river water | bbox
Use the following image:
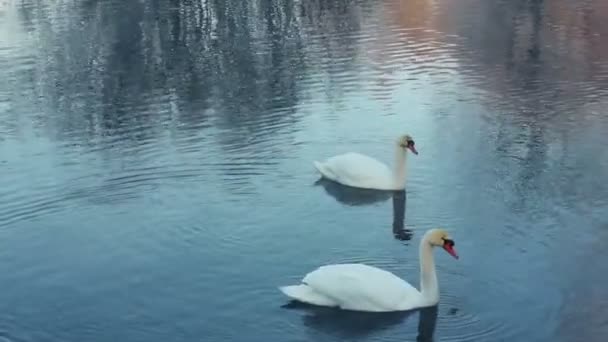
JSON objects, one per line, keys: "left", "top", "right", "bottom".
{"left": 0, "top": 0, "right": 607, "bottom": 341}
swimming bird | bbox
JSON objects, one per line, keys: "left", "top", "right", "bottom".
{"left": 313, "top": 134, "right": 418, "bottom": 190}
{"left": 279, "top": 228, "right": 458, "bottom": 312}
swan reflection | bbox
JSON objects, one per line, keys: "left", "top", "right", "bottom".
{"left": 392, "top": 189, "right": 413, "bottom": 241}
{"left": 314, "top": 178, "right": 392, "bottom": 206}
{"left": 282, "top": 302, "right": 438, "bottom": 340}
{"left": 315, "top": 179, "right": 413, "bottom": 241}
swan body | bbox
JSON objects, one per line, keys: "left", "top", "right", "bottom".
{"left": 314, "top": 153, "right": 395, "bottom": 190}
{"left": 313, "top": 135, "right": 418, "bottom": 190}
{"left": 279, "top": 229, "right": 458, "bottom": 312}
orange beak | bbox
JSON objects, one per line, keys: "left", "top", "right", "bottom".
{"left": 443, "top": 243, "right": 459, "bottom": 259}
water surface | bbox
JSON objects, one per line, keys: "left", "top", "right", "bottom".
{"left": 1, "top": 0, "right": 607, "bottom": 341}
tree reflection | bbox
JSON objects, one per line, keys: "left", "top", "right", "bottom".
{"left": 7, "top": 0, "right": 607, "bottom": 199}
{"left": 12, "top": 0, "right": 374, "bottom": 150}
{"left": 432, "top": 0, "right": 608, "bottom": 217}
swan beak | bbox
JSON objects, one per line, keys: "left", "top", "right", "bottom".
{"left": 443, "top": 244, "right": 459, "bottom": 259}
{"left": 408, "top": 145, "right": 418, "bottom": 155}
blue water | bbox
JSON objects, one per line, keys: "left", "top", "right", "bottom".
{"left": 1, "top": 0, "right": 607, "bottom": 341}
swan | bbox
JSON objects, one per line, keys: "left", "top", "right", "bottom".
{"left": 279, "top": 228, "right": 458, "bottom": 312}
{"left": 313, "top": 134, "right": 418, "bottom": 190}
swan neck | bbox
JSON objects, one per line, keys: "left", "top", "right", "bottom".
{"left": 392, "top": 147, "right": 407, "bottom": 188}
{"left": 419, "top": 237, "right": 439, "bottom": 303}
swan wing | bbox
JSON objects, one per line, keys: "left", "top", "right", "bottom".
{"left": 302, "top": 263, "right": 420, "bottom": 312}
{"left": 315, "top": 153, "right": 394, "bottom": 190}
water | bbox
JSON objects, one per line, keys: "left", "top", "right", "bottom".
{"left": 1, "top": 0, "right": 607, "bottom": 341}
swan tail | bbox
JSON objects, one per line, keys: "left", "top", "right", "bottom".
{"left": 313, "top": 161, "right": 325, "bottom": 174}
{"left": 313, "top": 161, "right": 334, "bottom": 180}
{"left": 279, "top": 285, "right": 337, "bottom": 307}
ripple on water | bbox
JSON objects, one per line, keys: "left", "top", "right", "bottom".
{"left": 437, "top": 270, "right": 539, "bottom": 342}
{"left": 437, "top": 304, "right": 512, "bottom": 342}
{"left": 0, "top": 334, "right": 16, "bottom": 342}
{"left": 0, "top": 193, "right": 69, "bottom": 228}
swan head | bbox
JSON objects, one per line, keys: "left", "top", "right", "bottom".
{"left": 424, "top": 228, "right": 459, "bottom": 259}
{"left": 397, "top": 134, "right": 418, "bottom": 155}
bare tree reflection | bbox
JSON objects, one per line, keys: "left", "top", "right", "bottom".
{"left": 437, "top": 0, "right": 608, "bottom": 218}
{"left": 12, "top": 0, "right": 374, "bottom": 147}
{"left": 5, "top": 0, "right": 373, "bottom": 194}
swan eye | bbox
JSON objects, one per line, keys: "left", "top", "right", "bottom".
{"left": 408, "top": 140, "right": 415, "bottom": 146}
{"left": 442, "top": 238, "right": 455, "bottom": 247}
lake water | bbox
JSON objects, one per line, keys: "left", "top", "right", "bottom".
{"left": 1, "top": 0, "right": 607, "bottom": 341}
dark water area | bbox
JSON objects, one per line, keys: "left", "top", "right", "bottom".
{"left": 1, "top": 0, "right": 607, "bottom": 341}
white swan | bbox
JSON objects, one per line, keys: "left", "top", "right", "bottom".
{"left": 279, "top": 228, "right": 458, "bottom": 312}
{"left": 313, "top": 134, "right": 418, "bottom": 190}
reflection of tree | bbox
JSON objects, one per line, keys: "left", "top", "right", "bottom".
{"left": 444, "top": 0, "right": 608, "bottom": 112}
{"left": 7, "top": 0, "right": 607, "bottom": 194}
{"left": 3, "top": 0, "right": 379, "bottom": 196}
{"left": 12, "top": 0, "right": 372, "bottom": 149}
{"left": 437, "top": 0, "right": 608, "bottom": 216}
{"left": 298, "top": 0, "right": 370, "bottom": 102}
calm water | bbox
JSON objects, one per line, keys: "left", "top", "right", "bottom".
{"left": 1, "top": 0, "right": 607, "bottom": 341}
